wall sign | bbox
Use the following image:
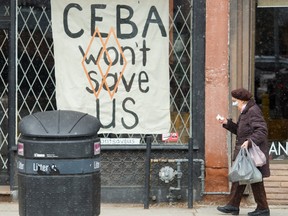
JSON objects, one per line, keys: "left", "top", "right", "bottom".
{"left": 269, "top": 141, "right": 288, "bottom": 160}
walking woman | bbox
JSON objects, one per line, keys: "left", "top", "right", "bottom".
{"left": 216, "top": 88, "right": 270, "bottom": 216}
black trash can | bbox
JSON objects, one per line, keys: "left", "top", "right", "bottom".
{"left": 17, "top": 110, "right": 101, "bottom": 216}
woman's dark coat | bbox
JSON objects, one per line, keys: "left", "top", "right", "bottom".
{"left": 223, "top": 99, "right": 270, "bottom": 178}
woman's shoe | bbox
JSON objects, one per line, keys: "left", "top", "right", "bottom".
{"left": 217, "top": 205, "right": 240, "bottom": 215}
{"left": 248, "top": 208, "right": 270, "bottom": 216}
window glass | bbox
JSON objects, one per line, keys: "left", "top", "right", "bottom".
{"left": 16, "top": 0, "right": 192, "bottom": 145}
{"left": 255, "top": 7, "right": 288, "bottom": 160}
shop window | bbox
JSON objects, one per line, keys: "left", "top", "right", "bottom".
{"left": 255, "top": 4, "right": 288, "bottom": 160}
{"left": 15, "top": 0, "right": 192, "bottom": 145}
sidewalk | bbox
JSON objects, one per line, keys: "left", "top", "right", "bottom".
{"left": 0, "top": 202, "right": 288, "bottom": 216}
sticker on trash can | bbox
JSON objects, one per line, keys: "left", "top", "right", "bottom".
{"left": 94, "top": 161, "right": 100, "bottom": 169}
{"left": 18, "top": 160, "right": 25, "bottom": 170}
{"left": 18, "top": 143, "right": 24, "bottom": 156}
{"left": 34, "top": 153, "right": 45, "bottom": 158}
{"left": 32, "top": 163, "right": 60, "bottom": 175}
{"left": 94, "top": 142, "right": 100, "bottom": 155}
{"left": 33, "top": 153, "right": 58, "bottom": 158}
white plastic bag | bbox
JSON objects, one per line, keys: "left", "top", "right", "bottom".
{"left": 239, "top": 148, "right": 263, "bottom": 185}
{"left": 229, "top": 148, "right": 254, "bottom": 182}
{"left": 249, "top": 140, "right": 266, "bottom": 167}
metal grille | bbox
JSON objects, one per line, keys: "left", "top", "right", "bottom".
{"left": 101, "top": 149, "right": 191, "bottom": 187}
{"left": 0, "top": 4, "right": 10, "bottom": 182}
{"left": 0, "top": 4, "right": 9, "bottom": 17}
{"left": 101, "top": 150, "right": 146, "bottom": 186}
{"left": 0, "top": 29, "right": 9, "bottom": 173}
{"left": 0, "top": 0, "right": 192, "bottom": 180}
{"left": 17, "top": 5, "right": 56, "bottom": 118}
{"left": 169, "top": 2, "right": 192, "bottom": 144}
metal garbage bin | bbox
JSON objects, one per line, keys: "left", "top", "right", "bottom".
{"left": 17, "top": 110, "right": 101, "bottom": 216}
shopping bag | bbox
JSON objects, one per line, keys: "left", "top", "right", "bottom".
{"left": 228, "top": 148, "right": 254, "bottom": 182}
{"left": 239, "top": 148, "right": 263, "bottom": 185}
{"left": 249, "top": 139, "right": 266, "bottom": 167}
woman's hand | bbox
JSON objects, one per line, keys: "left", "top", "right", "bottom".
{"left": 216, "top": 114, "right": 227, "bottom": 124}
{"left": 241, "top": 140, "right": 249, "bottom": 149}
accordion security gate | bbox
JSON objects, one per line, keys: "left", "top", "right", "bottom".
{"left": 0, "top": 19, "right": 9, "bottom": 184}
{"left": 0, "top": 0, "right": 200, "bottom": 203}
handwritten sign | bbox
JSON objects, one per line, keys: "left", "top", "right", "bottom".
{"left": 51, "top": 0, "right": 170, "bottom": 134}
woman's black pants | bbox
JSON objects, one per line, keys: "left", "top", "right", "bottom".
{"left": 227, "top": 181, "right": 269, "bottom": 210}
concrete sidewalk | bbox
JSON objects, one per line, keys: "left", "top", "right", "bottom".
{"left": 1, "top": 202, "right": 287, "bottom": 216}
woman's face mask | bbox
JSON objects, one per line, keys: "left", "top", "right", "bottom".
{"left": 232, "top": 100, "right": 239, "bottom": 107}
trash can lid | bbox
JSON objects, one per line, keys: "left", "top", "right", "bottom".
{"left": 19, "top": 110, "right": 102, "bottom": 138}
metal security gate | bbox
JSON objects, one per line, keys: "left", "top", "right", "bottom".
{"left": 0, "top": 4, "right": 10, "bottom": 185}
{"left": 1, "top": 0, "right": 195, "bottom": 199}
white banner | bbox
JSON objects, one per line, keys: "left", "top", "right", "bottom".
{"left": 51, "top": 0, "right": 170, "bottom": 134}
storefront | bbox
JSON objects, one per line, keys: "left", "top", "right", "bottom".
{"left": 0, "top": 0, "right": 205, "bottom": 203}
{"left": 0, "top": 0, "right": 287, "bottom": 204}
{"left": 205, "top": 0, "right": 288, "bottom": 203}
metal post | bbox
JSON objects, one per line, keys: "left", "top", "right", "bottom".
{"left": 188, "top": 137, "right": 193, "bottom": 208}
{"left": 192, "top": 0, "right": 206, "bottom": 151}
{"left": 188, "top": 0, "right": 194, "bottom": 208}
{"left": 189, "top": 0, "right": 206, "bottom": 207}
{"left": 144, "top": 135, "right": 152, "bottom": 209}
{"left": 8, "top": 0, "right": 18, "bottom": 191}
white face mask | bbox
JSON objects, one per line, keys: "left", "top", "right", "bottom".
{"left": 232, "top": 101, "right": 238, "bottom": 107}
